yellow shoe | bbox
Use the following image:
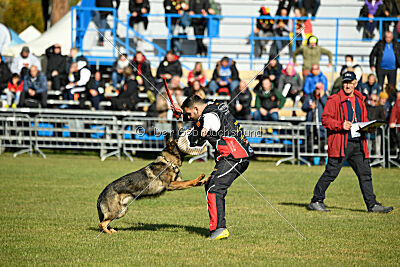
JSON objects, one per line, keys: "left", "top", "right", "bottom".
{"left": 3, "top": 104, "right": 9, "bottom": 108}
{"left": 209, "top": 228, "right": 229, "bottom": 240}
{"left": 11, "top": 103, "right": 17, "bottom": 109}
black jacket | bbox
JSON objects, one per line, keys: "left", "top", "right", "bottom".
{"left": 96, "top": 0, "right": 120, "bottom": 15}
{"left": 229, "top": 87, "right": 252, "bottom": 118}
{"left": 369, "top": 39, "right": 400, "bottom": 69}
{"left": 366, "top": 104, "right": 386, "bottom": 121}
{"left": 129, "top": 0, "right": 150, "bottom": 29}
{"left": 164, "top": 0, "right": 185, "bottom": 25}
{"left": 45, "top": 45, "right": 67, "bottom": 79}
{"left": 189, "top": 0, "right": 209, "bottom": 14}
{"left": 0, "top": 61, "right": 11, "bottom": 89}
{"left": 87, "top": 78, "right": 105, "bottom": 94}
{"left": 132, "top": 58, "right": 154, "bottom": 89}
{"left": 156, "top": 56, "right": 183, "bottom": 78}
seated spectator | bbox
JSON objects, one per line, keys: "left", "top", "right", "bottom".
{"left": 366, "top": 93, "right": 386, "bottom": 156}
{"left": 340, "top": 55, "right": 364, "bottom": 82}
{"left": 254, "top": 6, "right": 274, "bottom": 58}
{"left": 45, "top": 44, "right": 67, "bottom": 91}
{"left": 253, "top": 78, "right": 286, "bottom": 121}
{"left": 191, "top": 80, "right": 206, "bottom": 99}
{"left": 4, "top": 73, "right": 23, "bottom": 108}
{"left": 66, "top": 47, "right": 88, "bottom": 74}
{"left": 87, "top": 71, "right": 105, "bottom": 110}
{"left": 20, "top": 65, "right": 48, "bottom": 108}
{"left": 358, "top": 0, "right": 384, "bottom": 39}
{"left": 277, "top": 62, "right": 303, "bottom": 105}
{"left": 298, "top": 0, "right": 320, "bottom": 17}
{"left": 0, "top": 54, "right": 11, "bottom": 90}
{"left": 361, "top": 73, "right": 382, "bottom": 97}
{"left": 132, "top": 51, "right": 154, "bottom": 91}
{"left": 156, "top": 50, "right": 183, "bottom": 85}
{"left": 303, "top": 64, "right": 327, "bottom": 95}
{"left": 129, "top": 0, "right": 150, "bottom": 51}
{"left": 229, "top": 81, "right": 252, "bottom": 120}
{"left": 187, "top": 62, "right": 206, "bottom": 87}
{"left": 10, "top": 46, "right": 41, "bottom": 77}
{"left": 301, "top": 85, "right": 327, "bottom": 154}
{"left": 65, "top": 61, "right": 91, "bottom": 104}
{"left": 112, "top": 67, "right": 139, "bottom": 110}
{"left": 208, "top": 57, "right": 240, "bottom": 95}
{"left": 379, "top": 90, "right": 391, "bottom": 120}
{"left": 293, "top": 35, "right": 332, "bottom": 78}
{"left": 112, "top": 54, "right": 130, "bottom": 90}
{"left": 263, "top": 57, "right": 282, "bottom": 87}
{"left": 272, "top": 8, "right": 293, "bottom": 57}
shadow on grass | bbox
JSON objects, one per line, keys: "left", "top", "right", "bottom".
{"left": 89, "top": 222, "right": 209, "bottom": 237}
{"left": 278, "top": 202, "right": 366, "bottom": 213}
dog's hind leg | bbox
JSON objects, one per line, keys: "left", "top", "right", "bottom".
{"left": 99, "top": 220, "right": 113, "bottom": 234}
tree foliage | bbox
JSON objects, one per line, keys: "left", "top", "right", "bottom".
{"left": 2, "top": 0, "right": 44, "bottom": 33}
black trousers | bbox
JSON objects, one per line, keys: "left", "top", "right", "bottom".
{"left": 311, "top": 140, "right": 377, "bottom": 209}
{"left": 192, "top": 18, "right": 207, "bottom": 54}
{"left": 19, "top": 90, "right": 48, "bottom": 108}
{"left": 376, "top": 67, "right": 397, "bottom": 87}
{"left": 205, "top": 158, "right": 249, "bottom": 232}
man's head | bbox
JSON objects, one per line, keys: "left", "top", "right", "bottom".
{"left": 70, "top": 47, "right": 79, "bottom": 58}
{"left": 21, "top": 46, "right": 30, "bottom": 58}
{"left": 220, "top": 57, "right": 230, "bottom": 68}
{"left": 308, "top": 36, "right": 318, "bottom": 48}
{"left": 369, "top": 93, "right": 379, "bottom": 106}
{"left": 280, "top": 8, "right": 288, "bottom": 17}
{"left": 384, "top": 31, "right": 393, "bottom": 44}
{"left": 94, "top": 71, "right": 101, "bottom": 81}
{"left": 261, "top": 77, "right": 272, "bottom": 91}
{"left": 345, "top": 55, "right": 354, "bottom": 67}
{"left": 123, "top": 66, "right": 133, "bottom": 77}
{"left": 342, "top": 71, "right": 357, "bottom": 96}
{"left": 181, "top": 95, "right": 206, "bottom": 121}
{"left": 368, "top": 73, "right": 376, "bottom": 85}
{"left": 11, "top": 73, "right": 20, "bottom": 84}
{"left": 170, "top": 75, "right": 181, "bottom": 89}
{"left": 311, "top": 64, "right": 320, "bottom": 76}
{"left": 54, "top": 44, "right": 61, "bottom": 54}
{"left": 166, "top": 50, "right": 175, "bottom": 62}
{"left": 29, "top": 65, "right": 39, "bottom": 77}
{"left": 239, "top": 80, "right": 247, "bottom": 92}
{"left": 293, "top": 8, "right": 301, "bottom": 17}
{"left": 120, "top": 53, "right": 128, "bottom": 61}
{"left": 379, "top": 91, "right": 388, "bottom": 105}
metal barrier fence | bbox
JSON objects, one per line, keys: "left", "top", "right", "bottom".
{"left": 0, "top": 113, "right": 398, "bottom": 168}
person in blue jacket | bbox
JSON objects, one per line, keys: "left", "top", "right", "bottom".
{"left": 303, "top": 64, "right": 327, "bottom": 95}
{"left": 19, "top": 65, "right": 48, "bottom": 108}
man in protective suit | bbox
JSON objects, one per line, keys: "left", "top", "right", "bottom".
{"left": 181, "top": 95, "right": 254, "bottom": 240}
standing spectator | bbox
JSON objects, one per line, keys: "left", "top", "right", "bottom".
{"left": 45, "top": 44, "right": 67, "bottom": 91}
{"left": 303, "top": 64, "right": 327, "bottom": 95}
{"left": 189, "top": 0, "right": 214, "bottom": 56}
{"left": 94, "top": 0, "right": 120, "bottom": 46}
{"left": 0, "top": 54, "right": 11, "bottom": 90}
{"left": 10, "top": 46, "right": 41, "bottom": 77}
{"left": 277, "top": 62, "right": 303, "bottom": 105}
{"left": 276, "top": 0, "right": 296, "bottom": 15}
{"left": 111, "top": 54, "right": 130, "bottom": 90}
{"left": 87, "top": 71, "right": 105, "bottom": 110}
{"left": 293, "top": 8, "right": 313, "bottom": 48}
{"left": 307, "top": 71, "right": 393, "bottom": 213}
{"left": 361, "top": 73, "right": 382, "bottom": 97}
{"left": 187, "top": 62, "right": 206, "bottom": 87}
{"left": 112, "top": 67, "right": 139, "bottom": 110}
{"left": 366, "top": 93, "right": 386, "bottom": 156}
{"left": 369, "top": 31, "right": 400, "bottom": 87}
{"left": 156, "top": 50, "right": 183, "bottom": 85}
{"left": 263, "top": 57, "right": 282, "bottom": 87}
{"left": 389, "top": 91, "right": 400, "bottom": 158}
{"left": 163, "top": 0, "right": 190, "bottom": 55}
{"left": 20, "top": 66, "right": 48, "bottom": 108}
{"left": 358, "top": 0, "right": 384, "bottom": 39}
{"left": 340, "top": 55, "right": 364, "bottom": 83}
{"left": 253, "top": 78, "right": 286, "bottom": 121}
{"left": 254, "top": 6, "right": 274, "bottom": 58}
{"left": 4, "top": 74, "right": 23, "bottom": 108}
{"left": 298, "top": 0, "right": 320, "bottom": 17}
{"left": 273, "top": 8, "right": 293, "bottom": 57}
{"left": 129, "top": 0, "right": 150, "bottom": 51}
{"left": 229, "top": 81, "right": 252, "bottom": 120}
{"left": 131, "top": 51, "right": 154, "bottom": 91}
{"left": 65, "top": 61, "right": 91, "bottom": 104}
{"left": 302, "top": 84, "right": 328, "bottom": 154}
{"left": 382, "top": 0, "right": 400, "bottom": 32}
{"left": 66, "top": 47, "right": 88, "bottom": 75}
{"left": 208, "top": 57, "right": 240, "bottom": 95}
{"left": 293, "top": 35, "right": 332, "bottom": 78}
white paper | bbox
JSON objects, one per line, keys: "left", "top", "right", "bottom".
{"left": 282, "top": 83, "right": 291, "bottom": 97}
{"left": 350, "top": 123, "right": 361, "bottom": 138}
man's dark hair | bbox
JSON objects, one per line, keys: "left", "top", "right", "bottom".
{"left": 345, "top": 55, "right": 353, "bottom": 61}
{"left": 181, "top": 95, "right": 204, "bottom": 109}
{"left": 221, "top": 56, "right": 229, "bottom": 62}
{"left": 11, "top": 73, "right": 20, "bottom": 79}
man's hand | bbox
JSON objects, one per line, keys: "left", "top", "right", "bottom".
{"left": 343, "top": 120, "right": 352, "bottom": 131}
{"left": 316, "top": 82, "right": 324, "bottom": 90}
{"left": 309, "top": 101, "right": 316, "bottom": 109}
{"left": 371, "top": 66, "right": 376, "bottom": 72}
{"left": 141, "top": 8, "right": 147, "bottom": 14}
{"left": 201, "top": 127, "right": 208, "bottom": 137}
{"left": 389, "top": 123, "right": 396, "bottom": 128}
{"left": 132, "top": 11, "right": 138, "bottom": 17}
{"left": 259, "top": 107, "right": 268, "bottom": 116}
{"left": 28, "top": 89, "right": 36, "bottom": 97}
{"left": 89, "top": 89, "right": 98, "bottom": 97}
{"left": 163, "top": 73, "right": 172, "bottom": 80}
{"left": 136, "top": 76, "right": 143, "bottom": 85}
{"left": 270, "top": 108, "right": 280, "bottom": 113}
{"left": 235, "top": 103, "right": 243, "bottom": 112}
{"left": 269, "top": 74, "right": 276, "bottom": 81}
{"left": 117, "top": 68, "right": 123, "bottom": 74}
{"left": 320, "top": 88, "right": 325, "bottom": 97}
{"left": 201, "top": 9, "right": 207, "bottom": 16}
{"left": 51, "top": 70, "right": 59, "bottom": 77}
{"left": 219, "top": 80, "right": 227, "bottom": 86}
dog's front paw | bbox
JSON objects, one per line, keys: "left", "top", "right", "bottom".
{"left": 194, "top": 174, "right": 206, "bottom": 186}
{"left": 198, "top": 174, "right": 211, "bottom": 186}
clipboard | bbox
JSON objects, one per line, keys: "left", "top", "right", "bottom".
{"left": 357, "top": 120, "right": 386, "bottom": 133}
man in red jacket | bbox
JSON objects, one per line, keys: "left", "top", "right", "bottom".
{"left": 308, "top": 71, "right": 393, "bottom": 213}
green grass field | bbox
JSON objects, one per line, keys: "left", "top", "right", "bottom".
{"left": 0, "top": 153, "right": 399, "bottom": 265}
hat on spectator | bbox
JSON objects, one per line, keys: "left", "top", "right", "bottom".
{"left": 342, "top": 71, "right": 356, "bottom": 82}
{"left": 21, "top": 46, "right": 30, "bottom": 53}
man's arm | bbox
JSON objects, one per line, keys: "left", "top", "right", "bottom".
{"left": 320, "top": 47, "right": 333, "bottom": 65}
{"left": 321, "top": 98, "right": 344, "bottom": 131}
{"left": 36, "top": 74, "right": 48, "bottom": 93}
{"left": 292, "top": 47, "right": 303, "bottom": 65}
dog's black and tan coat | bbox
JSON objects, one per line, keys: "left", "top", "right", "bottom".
{"left": 97, "top": 139, "right": 209, "bottom": 234}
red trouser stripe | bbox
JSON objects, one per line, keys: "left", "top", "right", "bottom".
{"left": 207, "top": 193, "right": 218, "bottom": 231}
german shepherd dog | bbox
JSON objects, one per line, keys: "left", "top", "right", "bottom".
{"left": 97, "top": 139, "right": 209, "bottom": 234}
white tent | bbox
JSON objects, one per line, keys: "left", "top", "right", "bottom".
{"left": 19, "top": 25, "right": 42, "bottom": 43}
{"left": 3, "top": 11, "right": 72, "bottom": 57}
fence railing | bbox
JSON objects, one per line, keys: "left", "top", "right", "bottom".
{"left": 71, "top": 6, "right": 400, "bottom": 70}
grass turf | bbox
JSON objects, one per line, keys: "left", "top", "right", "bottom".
{"left": 0, "top": 153, "right": 399, "bottom": 265}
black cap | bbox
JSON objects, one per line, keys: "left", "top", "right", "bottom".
{"left": 342, "top": 71, "right": 356, "bottom": 82}
{"left": 21, "top": 46, "right": 30, "bottom": 53}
